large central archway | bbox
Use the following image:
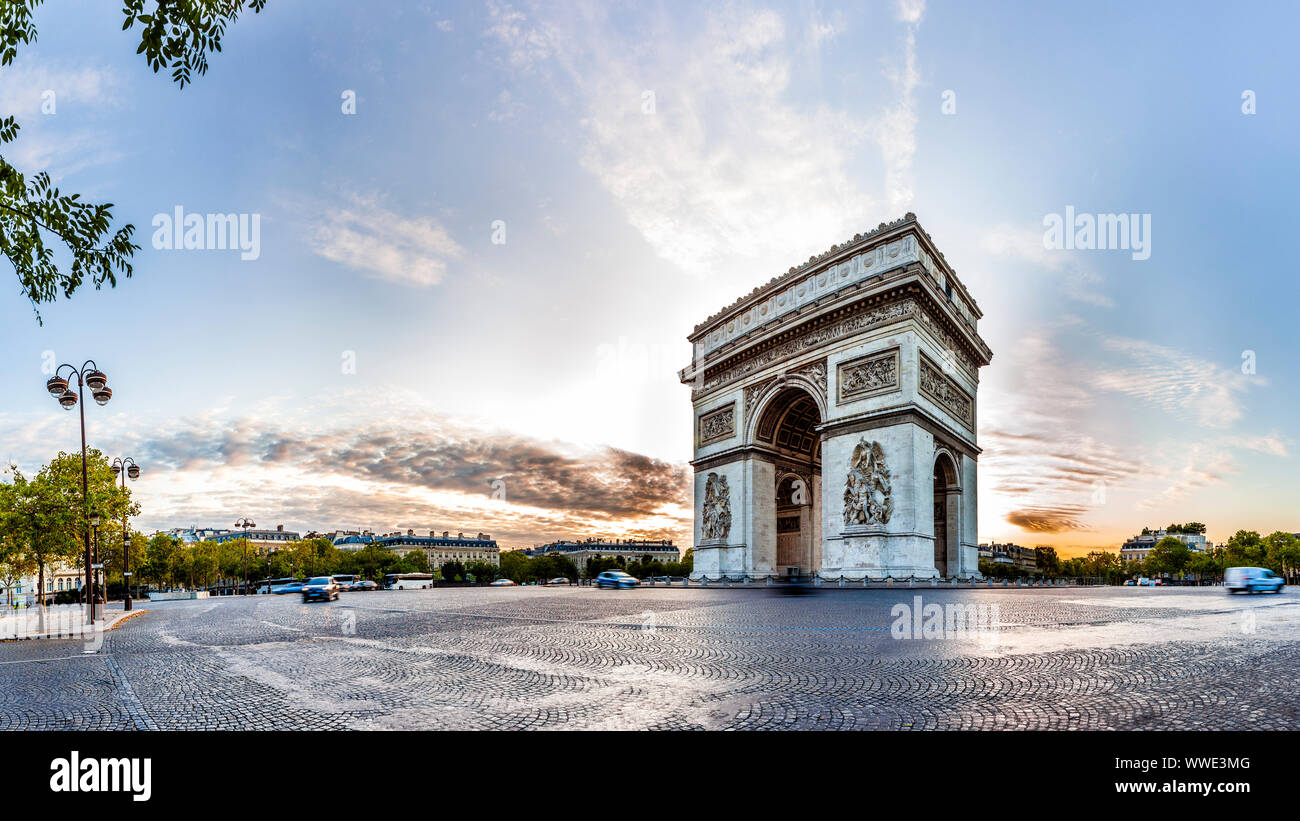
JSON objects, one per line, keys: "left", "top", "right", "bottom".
{"left": 753, "top": 386, "right": 822, "bottom": 577}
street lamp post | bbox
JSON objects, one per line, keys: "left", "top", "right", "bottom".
{"left": 236, "top": 518, "right": 255, "bottom": 595}
{"left": 45, "top": 362, "right": 113, "bottom": 626}
{"left": 111, "top": 458, "right": 141, "bottom": 611}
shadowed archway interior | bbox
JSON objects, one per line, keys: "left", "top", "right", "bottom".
{"left": 757, "top": 387, "right": 821, "bottom": 575}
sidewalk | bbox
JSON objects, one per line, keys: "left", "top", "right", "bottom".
{"left": 0, "top": 604, "right": 146, "bottom": 641}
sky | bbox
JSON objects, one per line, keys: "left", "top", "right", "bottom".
{"left": 0, "top": 0, "right": 1297, "bottom": 557}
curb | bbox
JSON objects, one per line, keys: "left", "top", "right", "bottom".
{"left": 0, "top": 608, "right": 148, "bottom": 642}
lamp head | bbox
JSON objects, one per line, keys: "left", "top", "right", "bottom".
{"left": 84, "top": 369, "right": 108, "bottom": 391}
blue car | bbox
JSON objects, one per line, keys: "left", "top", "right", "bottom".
{"left": 271, "top": 581, "right": 305, "bottom": 595}
{"left": 595, "top": 571, "right": 640, "bottom": 589}
{"left": 1225, "top": 567, "right": 1285, "bottom": 594}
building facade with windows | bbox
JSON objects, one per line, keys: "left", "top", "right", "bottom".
{"left": 2, "top": 564, "right": 84, "bottom": 607}
{"left": 1120, "top": 529, "right": 1210, "bottom": 564}
{"left": 374, "top": 531, "right": 500, "bottom": 567}
{"left": 203, "top": 524, "right": 301, "bottom": 551}
{"left": 525, "top": 538, "right": 680, "bottom": 571}
{"left": 979, "top": 542, "right": 1038, "bottom": 572}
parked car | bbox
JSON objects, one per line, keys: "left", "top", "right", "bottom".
{"left": 271, "top": 581, "right": 305, "bottom": 595}
{"left": 302, "top": 576, "right": 340, "bottom": 602}
{"left": 489, "top": 579, "right": 518, "bottom": 587}
{"left": 595, "top": 571, "right": 640, "bottom": 589}
{"left": 1225, "top": 566, "right": 1285, "bottom": 594}
{"left": 351, "top": 580, "right": 378, "bottom": 591}
{"left": 546, "top": 577, "right": 570, "bottom": 586}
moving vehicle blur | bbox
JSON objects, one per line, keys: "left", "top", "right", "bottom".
{"left": 302, "top": 576, "right": 339, "bottom": 602}
{"left": 595, "top": 571, "right": 639, "bottom": 589}
{"left": 1225, "top": 566, "right": 1285, "bottom": 594}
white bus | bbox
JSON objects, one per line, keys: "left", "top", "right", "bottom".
{"left": 383, "top": 573, "right": 435, "bottom": 590}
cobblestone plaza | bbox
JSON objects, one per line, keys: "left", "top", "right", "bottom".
{"left": 2, "top": 586, "right": 1298, "bottom": 731}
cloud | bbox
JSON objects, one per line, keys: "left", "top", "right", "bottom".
{"left": 1004, "top": 506, "right": 1090, "bottom": 534}
{"left": 482, "top": 1, "right": 878, "bottom": 278}
{"left": 981, "top": 223, "right": 1115, "bottom": 308}
{"left": 308, "top": 194, "right": 465, "bottom": 287}
{"left": 1090, "top": 337, "right": 1255, "bottom": 429}
{"left": 877, "top": 0, "right": 925, "bottom": 213}
{"left": 0, "top": 61, "right": 122, "bottom": 179}
{"left": 101, "top": 410, "right": 692, "bottom": 546}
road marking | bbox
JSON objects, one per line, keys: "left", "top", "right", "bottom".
{"left": 260, "top": 621, "right": 305, "bottom": 632}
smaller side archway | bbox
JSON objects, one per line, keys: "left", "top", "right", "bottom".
{"left": 932, "top": 449, "right": 962, "bottom": 577}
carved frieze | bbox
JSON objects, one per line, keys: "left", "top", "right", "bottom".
{"left": 836, "top": 348, "right": 900, "bottom": 403}
{"left": 693, "top": 296, "right": 977, "bottom": 400}
{"left": 698, "top": 402, "right": 736, "bottom": 444}
{"left": 843, "top": 438, "right": 894, "bottom": 526}
{"left": 918, "top": 353, "right": 974, "bottom": 430}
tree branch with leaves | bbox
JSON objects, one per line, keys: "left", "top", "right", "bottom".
{"left": 0, "top": 0, "right": 267, "bottom": 322}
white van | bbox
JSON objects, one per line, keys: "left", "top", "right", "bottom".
{"left": 1225, "top": 566, "right": 1284, "bottom": 594}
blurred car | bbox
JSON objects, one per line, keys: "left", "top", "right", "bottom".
{"left": 1225, "top": 566, "right": 1285, "bottom": 594}
{"left": 595, "top": 571, "right": 640, "bottom": 589}
{"left": 1123, "top": 579, "right": 1136, "bottom": 586}
{"left": 546, "top": 577, "right": 570, "bottom": 586}
{"left": 302, "top": 576, "right": 340, "bottom": 602}
{"left": 351, "top": 580, "right": 378, "bottom": 591}
{"left": 271, "top": 581, "right": 305, "bottom": 595}
{"left": 489, "top": 579, "right": 518, "bottom": 587}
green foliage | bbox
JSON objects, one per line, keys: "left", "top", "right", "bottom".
{"left": 0, "top": 0, "right": 266, "bottom": 321}
{"left": 1056, "top": 550, "right": 1126, "bottom": 583}
{"left": 1034, "top": 546, "right": 1060, "bottom": 575}
{"left": 1166, "top": 522, "right": 1206, "bottom": 535}
{"left": 1146, "top": 536, "right": 1191, "bottom": 576}
{"left": 395, "top": 550, "right": 430, "bottom": 574}
{"left": 440, "top": 560, "right": 466, "bottom": 583}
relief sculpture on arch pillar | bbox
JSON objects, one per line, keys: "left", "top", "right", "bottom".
{"left": 701, "top": 472, "right": 733, "bottom": 542}
{"left": 843, "top": 438, "right": 894, "bottom": 526}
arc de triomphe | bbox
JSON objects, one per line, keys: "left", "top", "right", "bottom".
{"left": 680, "top": 214, "right": 993, "bottom": 580}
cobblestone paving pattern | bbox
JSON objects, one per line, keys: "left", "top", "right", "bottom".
{"left": 1, "top": 586, "right": 1297, "bottom": 730}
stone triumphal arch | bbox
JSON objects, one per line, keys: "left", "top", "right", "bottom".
{"left": 682, "top": 214, "right": 993, "bottom": 580}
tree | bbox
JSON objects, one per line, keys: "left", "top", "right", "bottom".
{"left": 440, "top": 561, "right": 466, "bottom": 583}
{"left": 1034, "top": 546, "right": 1061, "bottom": 576}
{"left": 396, "top": 550, "right": 430, "bottom": 574}
{"left": 1260, "top": 531, "right": 1299, "bottom": 579}
{"left": 1186, "top": 550, "right": 1220, "bottom": 583}
{"left": 1146, "top": 536, "right": 1190, "bottom": 577}
{"left": 1224, "top": 530, "right": 1266, "bottom": 569}
{"left": 0, "top": 0, "right": 267, "bottom": 321}
{"left": 465, "top": 560, "right": 499, "bottom": 584}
